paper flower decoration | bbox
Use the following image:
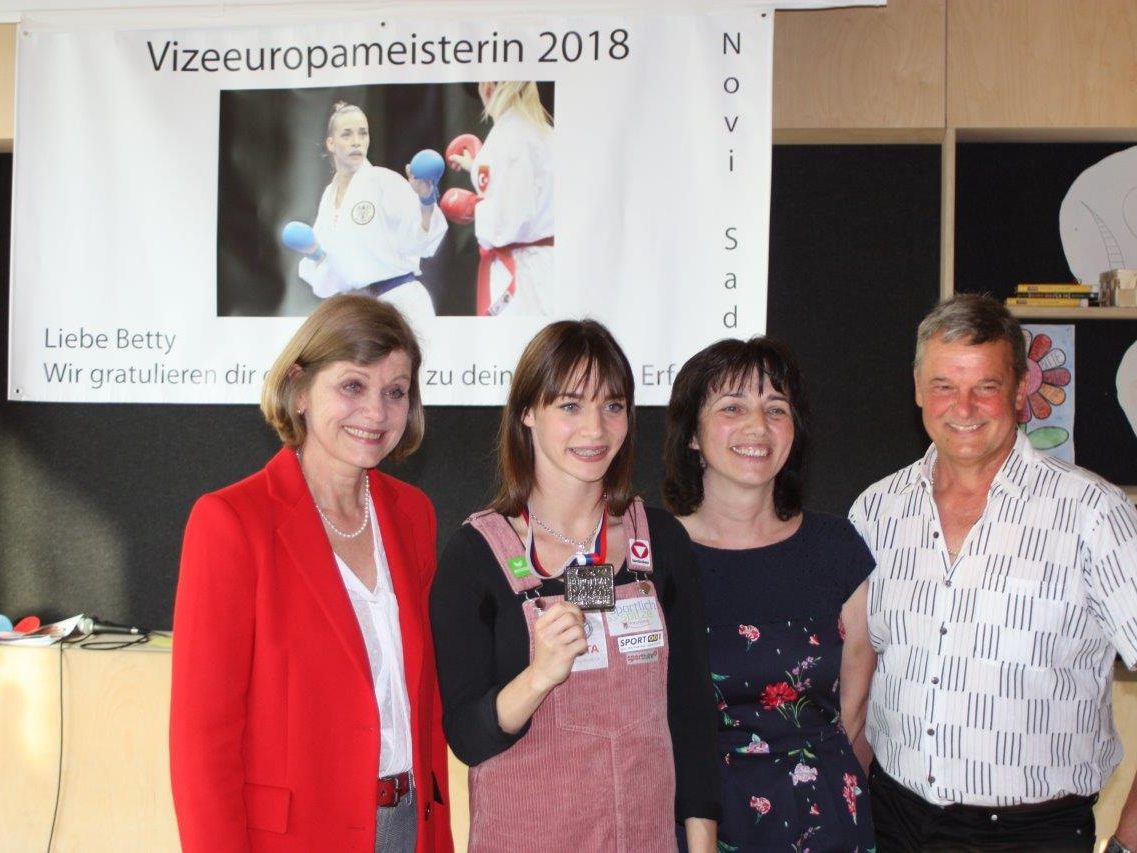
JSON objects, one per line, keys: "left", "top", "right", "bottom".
{"left": 1018, "top": 329, "right": 1072, "bottom": 450}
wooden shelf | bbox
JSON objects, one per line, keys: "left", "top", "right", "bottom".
{"left": 1008, "top": 306, "right": 1137, "bottom": 320}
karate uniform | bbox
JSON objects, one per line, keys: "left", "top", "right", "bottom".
{"left": 470, "top": 108, "right": 554, "bottom": 316}
{"left": 300, "top": 164, "right": 446, "bottom": 326}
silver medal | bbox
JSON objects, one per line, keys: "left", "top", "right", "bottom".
{"left": 564, "top": 563, "right": 616, "bottom": 611}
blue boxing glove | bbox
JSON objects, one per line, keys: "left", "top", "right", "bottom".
{"left": 408, "top": 149, "right": 444, "bottom": 206}
{"left": 281, "top": 220, "right": 325, "bottom": 262}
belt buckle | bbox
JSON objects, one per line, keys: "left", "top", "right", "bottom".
{"left": 377, "top": 772, "right": 410, "bottom": 808}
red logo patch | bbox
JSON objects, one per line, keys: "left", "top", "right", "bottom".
{"left": 628, "top": 539, "right": 651, "bottom": 568}
{"left": 477, "top": 164, "right": 490, "bottom": 192}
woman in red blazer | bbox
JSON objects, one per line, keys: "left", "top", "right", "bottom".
{"left": 170, "top": 294, "right": 452, "bottom": 852}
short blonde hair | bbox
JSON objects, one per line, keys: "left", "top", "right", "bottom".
{"left": 261, "top": 295, "right": 425, "bottom": 462}
{"left": 483, "top": 81, "right": 552, "bottom": 128}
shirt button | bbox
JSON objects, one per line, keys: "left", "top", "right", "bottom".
{"left": 990, "top": 814, "right": 999, "bottom": 822}
{"left": 928, "top": 775, "right": 935, "bottom": 784}
{"left": 930, "top": 677, "right": 940, "bottom": 685}
{"left": 940, "top": 626, "right": 948, "bottom": 635}
{"left": 944, "top": 579, "right": 952, "bottom": 588}
{"left": 927, "top": 728, "right": 935, "bottom": 736}
{"left": 932, "top": 531, "right": 940, "bottom": 538}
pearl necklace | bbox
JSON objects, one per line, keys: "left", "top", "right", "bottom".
{"left": 528, "top": 507, "right": 604, "bottom": 553}
{"left": 315, "top": 477, "right": 371, "bottom": 539}
{"left": 297, "top": 450, "right": 371, "bottom": 539}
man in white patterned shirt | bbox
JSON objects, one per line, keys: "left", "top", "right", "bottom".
{"left": 850, "top": 293, "right": 1137, "bottom": 852}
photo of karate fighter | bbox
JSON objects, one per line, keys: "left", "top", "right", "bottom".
{"left": 217, "top": 84, "right": 472, "bottom": 319}
{"left": 281, "top": 101, "right": 447, "bottom": 329}
{"left": 442, "top": 81, "right": 554, "bottom": 317}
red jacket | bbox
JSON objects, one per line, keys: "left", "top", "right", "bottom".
{"left": 170, "top": 448, "right": 452, "bottom": 852}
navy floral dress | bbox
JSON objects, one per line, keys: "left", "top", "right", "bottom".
{"left": 694, "top": 512, "right": 875, "bottom": 853}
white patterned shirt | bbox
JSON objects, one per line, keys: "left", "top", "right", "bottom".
{"left": 849, "top": 431, "right": 1137, "bottom": 806}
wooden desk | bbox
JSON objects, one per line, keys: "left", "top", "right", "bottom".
{"left": 1, "top": 643, "right": 1134, "bottom": 852}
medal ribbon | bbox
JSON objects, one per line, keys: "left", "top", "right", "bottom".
{"left": 523, "top": 509, "right": 608, "bottom": 578}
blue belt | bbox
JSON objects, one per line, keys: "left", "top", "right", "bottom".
{"left": 361, "top": 272, "right": 416, "bottom": 298}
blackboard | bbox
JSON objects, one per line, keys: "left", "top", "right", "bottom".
{"left": 955, "top": 142, "right": 1137, "bottom": 488}
{"left": 0, "top": 146, "right": 941, "bottom": 629}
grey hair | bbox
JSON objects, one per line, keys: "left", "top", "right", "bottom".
{"left": 913, "top": 293, "right": 1027, "bottom": 381}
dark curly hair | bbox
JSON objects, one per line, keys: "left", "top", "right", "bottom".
{"left": 662, "top": 336, "right": 808, "bottom": 519}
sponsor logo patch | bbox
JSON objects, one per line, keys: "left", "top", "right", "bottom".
{"left": 606, "top": 597, "right": 663, "bottom": 636}
{"left": 628, "top": 538, "right": 652, "bottom": 569}
{"left": 625, "top": 650, "right": 660, "bottom": 666}
{"left": 507, "top": 555, "right": 531, "bottom": 578}
{"left": 617, "top": 630, "right": 665, "bottom": 654}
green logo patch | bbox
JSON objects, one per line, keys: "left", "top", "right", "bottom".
{"left": 507, "top": 555, "right": 531, "bottom": 578}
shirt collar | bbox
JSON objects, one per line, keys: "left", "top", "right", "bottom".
{"left": 904, "top": 430, "right": 1033, "bottom": 503}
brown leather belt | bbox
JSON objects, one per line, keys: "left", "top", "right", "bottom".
{"left": 376, "top": 772, "right": 412, "bottom": 807}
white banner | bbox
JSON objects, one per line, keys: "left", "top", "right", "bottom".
{"left": 10, "top": 8, "right": 773, "bottom": 404}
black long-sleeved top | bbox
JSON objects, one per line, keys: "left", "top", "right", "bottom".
{"left": 430, "top": 506, "right": 720, "bottom": 822}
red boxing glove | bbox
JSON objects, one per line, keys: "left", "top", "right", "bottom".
{"left": 439, "top": 188, "right": 479, "bottom": 225}
{"left": 445, "top": 133, "right": 483, "bottom": 168}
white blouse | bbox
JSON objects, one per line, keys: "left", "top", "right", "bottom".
{"left": 334, "top": 499, "right": 414, "bottom": 777}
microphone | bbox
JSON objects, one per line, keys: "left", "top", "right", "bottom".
{"left": 79, "top": 615, "right": 145, "bottom": 636}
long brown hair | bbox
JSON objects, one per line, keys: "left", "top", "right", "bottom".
{"left": 491, "top": 320, "right": 636, "bottom": 516}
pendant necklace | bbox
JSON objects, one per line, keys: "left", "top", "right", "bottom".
{"left": 527, "top": 506, "right": 604, "bottom": 554}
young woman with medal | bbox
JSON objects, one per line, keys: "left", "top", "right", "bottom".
{"left": 430, "top": 319, "right": 719, "bottom": 851}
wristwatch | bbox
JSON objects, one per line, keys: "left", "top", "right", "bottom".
{"left": 1107, "top": 836, "right": 1134, "bottom": 853}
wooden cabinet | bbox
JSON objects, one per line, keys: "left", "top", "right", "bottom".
{"left": 0, "top": 644, "right": 179, "bottom": 851}
{"left": 773, "top": 0, "right": 946, "bottom": 135}
{"left": 947, "top": 0, "right": 1137, "bottom": 131}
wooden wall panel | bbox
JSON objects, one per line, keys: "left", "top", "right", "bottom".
{"left": 773, "top": 0, "right": 945, "bottom": 132}
{"left": 948, "top": 0, "right": 1137, "bottom": 129}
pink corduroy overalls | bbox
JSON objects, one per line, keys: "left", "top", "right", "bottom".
{"left": 465, "top": 498, "right": 677, "bottom": 853}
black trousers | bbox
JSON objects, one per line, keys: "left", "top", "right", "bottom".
{"left": 869, "top": 762, "right": 1096, "bottom": 852}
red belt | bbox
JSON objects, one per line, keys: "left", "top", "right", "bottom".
{"left": 476, "top": 236, "right": 554, "bottom": 316}
{"left": 376, "top": 772, "right": 412, "bottom": 807}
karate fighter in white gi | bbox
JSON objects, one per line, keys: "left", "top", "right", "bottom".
{"left": 445, "top": 82, "right": 554, "bottom": 317}
{"left": 284, "top": 102, "right": 447, "bottom": 329}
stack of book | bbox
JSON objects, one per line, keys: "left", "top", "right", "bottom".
{"left": 1004, "top": 283, "right": 1099, "bottom": 307}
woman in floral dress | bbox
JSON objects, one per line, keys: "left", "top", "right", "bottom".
{"left": 663, "top": 337, "right": 876, "bottom": 852}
